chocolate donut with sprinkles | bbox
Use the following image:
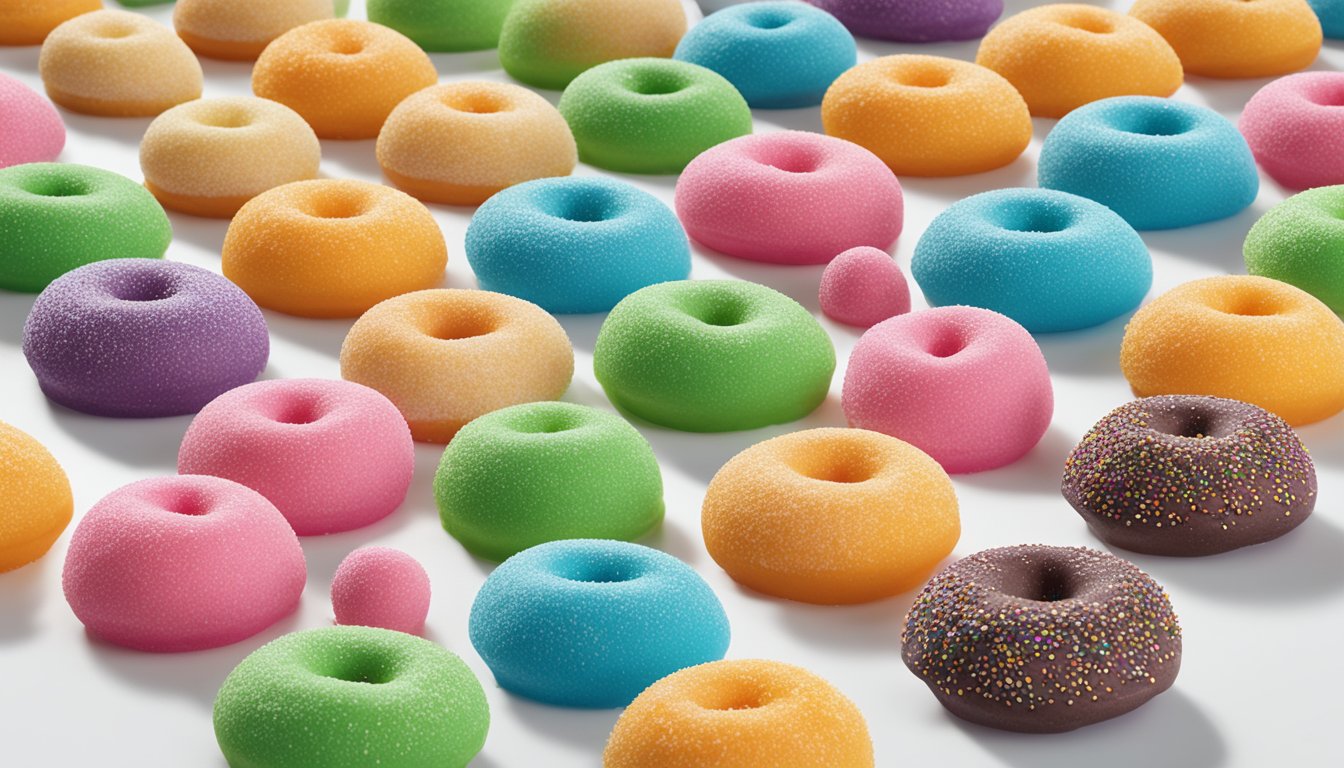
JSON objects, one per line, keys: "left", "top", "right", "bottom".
{"left": 901, "top": 545, "right": 1181, "bottom": 733}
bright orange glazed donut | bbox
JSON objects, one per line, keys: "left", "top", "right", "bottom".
{"left": 604, "top": 659, "right": 874, "bottom": 768}
{"left": 1130, "top": 0, "right": 1321, "bottom": 79}
{"left": 976, "top": 4, "right": 1183, "bottom": 118}
{"left": 173, "top": 0, "right": 335, "bottom": 61}
{"left": 340, "top": 290, "right": 575, "bottom": 443}
{"left": 702, "top": 428, "right": 959, "bottom": 605}
{"left": 376, "top": 82, "right": 578, "bottom": 206}
{"left": 821, "top": 55, "right": 1031, "bottom": 177}
{"left": 1121, "top": 275, "right": 1344, "bottom": 426}
{"left": 0, "top": 421, "right": 74, "bottom": 573}
{"left": 252, "top": 20, "right": 437, "bottom": 140}
{"left": 0, "top": 0, "right": 100, "bottom": 47}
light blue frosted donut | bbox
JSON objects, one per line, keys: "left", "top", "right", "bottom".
{"left": 468, "top": 539, "right": 730, "bottom": 709}
{"left": 464, "top": 177, "right": 691, "bottom": 314}
{"left": 911, "top": 188, "right": 1152, "bottom": 333}
{"left": 1038, "top": 96, "right": 1259, "bottom": 231}
{"left": 1309, "top": 0, "right": 1344, "bottom": 39}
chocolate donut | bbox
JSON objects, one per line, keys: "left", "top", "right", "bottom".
{"left": 902, "top": 545, "right": 1181, "bottom": 733}
{"left": 1063, "top": 395, "right": 1315, "bottom": 556}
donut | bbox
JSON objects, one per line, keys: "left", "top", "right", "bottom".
{"left": 469, "top": 539, "right": 730, "bottom": 708}
{"left": 1120, "top": 275, "right": 1344, "bottom": 426}
{"left": 173, "top": 0, "right": 336, "bottom": 61}
{"left": 594, "top": 280, "right": 835, "bottom": 432}
{"left": 1239, "top": 72, "right": 1344, "bottom": 191}
{"left": 331, "top": 547, "right": 431, "bottom": 635}
{"left": 23, "top": 259, "right": 269, "bottom": 418}
{"left": 912, "top": 188, "right": 1151, "bottom": 332}
{"left": 559, "top": 58, "right": 753, "bottom": 174}
{"left": 0, "top": 421, "right": 73, "bottom": 574}
{"left": 213, "top": 626, "right": 489, "bottom": 768}
{"left": 0, "top": 0, "right": 100, "bottom": 46}
{"left": 1039, "top": 96, "right": 1259, "bottom": 230}
{"left": 0, "top": 73, "right": 65, "bottom": 168}
{"left": 376, "top": 82, "right": 577, "bottom": 206}
{"left": 807, "top": 0, "right": 1002, "bottom": 42}
{"left": 820, "top": 55, "right": 1031, "bottom": 176}
{"left": 842, "top": 306, "right": 1053, "bottom": 473}
{"left": 0, "top": 163, "right": 170, "bottom": 293}
{"left": 673, "top": 131, "right": 903, "bottom": 265}
{"left": 141, "top": 96, "right": 321, "bottom": 219}
{"left": 1245, "top": 186, "right": 1344, "bottom": 312}
{"left": 222, "top": 179, "right": 448, "bottom": 318}
{"left": 464, "top": 176, "right": 691, "bottom": 313}
{"left": 339, "top": 289, "right": 574, "bottom": 443}
{"left": 976, "top": 5, "right": 1183, "bottom": 118}
{"left": 1130, "top": 0, "right": 1322, "bottom": 79}
{"left": 673, "top": 2, "right": 856, "bottom": 109}
{"left": 818, "top": 246, "right": 910, "bottom": 329}
{"left": 1309, "top": 0, "right": 1344, "bottom": 38}
{"left": 603, "top": 659, "right": 874, "bottom": 767}
{"left": 62, "top": 475, "right": 306, "bottom": 652}
{"left": 367, "top": 0, "right": 510, "bottom": 51}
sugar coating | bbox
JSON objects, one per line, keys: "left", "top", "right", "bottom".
{"left": 0, "top": 421, "right": 73, "bottom": 573}
{"left": 469, "top": 539, "right": 730, "bottom": 708}
{"left": 178, "top": 379, "right": 415, "bottom": 536}
{"left": 675, "top": 131, "right": 903, "bottom": 265}
{"left": 331, "top": 547, "right": 431, "bottom": 634}
{"left": 1120, "top": 275, "right": 1344, "bottom": 426}
{"left": 1239, "top": 73, "right": 1344, "bottom": 191}
{"left": 368, "top": 0, "right": 512, "bottom": 52}
{"left": 213, "top": 625, "right": 489, "bottom": 768}
{"left": 821, "top": 55, "right": 1031, "bottom": 177}
{"left": 173, "top": 0, "right": 335, "bottom": 61}
{"left": 0, "top": 0, "right": 100, "bottom": 46}
{"left": 0, "top": 73, "right": 64, "bottom": 168}
{"left": 808, "top": 0, "right": 1002, "bottom": 42}
{"left": 819, "top": 246, "right": 910, "bottom": 328}
{"left": 340, "top": 289, "right": 574, "bottom": 443}
{"left": 1131, "top": 0, "right": 1321, "bottom": 78}
{"left": 1309, "top": 0, "right": 1344, "bottom": 37}
{"left": 1245, "top": 185, "right": 1344, "bottom": 312}
{"left": 912, "top": 188, "right": 1153, "bottom": 332}
{"left": 976, "top": 4, "right": 1182, "bottom": 118}
{"left": 62, "top": 475, "right": 305, "bottom": 652}
{"left": 603, "top": 658, "right": 874, "bottom": 767}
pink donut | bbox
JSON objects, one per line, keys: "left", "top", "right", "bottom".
{"left": 1240, "top": 72, "right": 1344, "bottom": 190}
{"left": 178, "top": 379, "right": 415, "bottom": 537}
{"left": 62, "top": 475, "right": 306, "bottom": 652}
{"left": 0, "top": 73, "right": 64, "bottom": 168}
{"left": 331, "top": 546, "right": 431, "bottom": 635}
{"left": 819, "top": 246, "right": 910, "bottom": 328}
{"left": 842, "top": 306, "right": 1053, "bottom": 473}
{"left": 674, "top": 130, "right": 903, "bottom": 265}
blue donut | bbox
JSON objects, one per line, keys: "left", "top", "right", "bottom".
{"left": 674, "top": 2, "right": 856, "bottom": 109}
{"left": 1038, "top": 96, "right": 1259, "bottom": 231}
{"left": 911, "top": 188, "right": 1152, "bottom": 333}
{"left": 1309, "top": 0, "right": 1344, "bottom": 39}
{"left": 464, "top": 177, "right": 691, "bottom": 314}
{"left": 468, "top": 539, "right": 730, "bottom": 709}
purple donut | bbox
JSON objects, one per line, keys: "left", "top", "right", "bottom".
{"left": 23, "top": 259, "right": 269, "bottom": 418}
{"left": 807, "top": 0, "right": 1004, "bottom": 42}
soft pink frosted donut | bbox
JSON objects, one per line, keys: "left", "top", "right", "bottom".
{"left": 61, "top": 475, "right": 306, "bottom": 652}
{"left": 674, "top": 130, "right": 903, "bottom": 265}
{"left": 0, "top": 73, "right": 64, "bottom": 168}
{"left": 842, "top": 306, "right": 1053, "bottom": 473}
{"left": 331, "top": 546, "right": 431, "bottom": 635}
{"left": 819, "top": 246, "right": 910, "bottom": 328}
{"left": 1240, "top": 72, "right": 1344, "bottom": 190}
{"left": 177, "top": 378, "right": 415, "bottom": 536}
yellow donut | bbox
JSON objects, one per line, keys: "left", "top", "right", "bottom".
{"left": 0, "top": 0, "right": 100, "bottom": 47}
{"left": 1131, "top": 0, "right": 1322, "bottom": 79}
{"left": 0, "top": 421, "right": 74, "bottom": 573}
{"left": 174, "top": 0, "right": 335, "bottom": 61}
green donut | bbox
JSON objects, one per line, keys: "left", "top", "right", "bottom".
{"left": 213, "top": 626, "right": 490, "bottom": 768}
{"left": 0, "top": 164, "right": 171, "bottom": 293}
{"left": 1245, "top": 185, "right": 1344, "bottom": 314}
{"left": 594, "top": 280, "right": 836, "bottom": 432}
{"left": 367, "top": 0, "right": 512, "bottom": 52}
{"left": 558, "top": 58, "right": 753, "bottom": 174}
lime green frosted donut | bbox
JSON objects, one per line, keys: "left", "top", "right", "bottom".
{"left": 213, "top": 626, "right": 490, "bottom": 768}
{"left": 558, "top": 58, "right": 752, "bottom": 174}
{"left": 594, "top": 280, "right": 836, "bottom": 432}
{"left": 367, "top": 0, "right": 512, "bottom": 52}
{"left": 1245, "top": 186, "right": 1344, "bottom": 314}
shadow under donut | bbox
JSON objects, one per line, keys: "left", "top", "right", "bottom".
{"left": 45, "top": 401, "right": 189, "bottom": 470}
{"left": 770, "top": 585, "right": 923, "bottom": 656}
{"left": 0, "top": 292, "right": 36, "bottom": 348}
{"left": 0, "top": 554, "right": 54, "bottom": 645}
{"left": 502, "top": 695, "right": 621, "bottom": 754}
{"left": 1032, "top": 315, "right": 1129, "bottom": 379}
{"left": 954, "top": 423, "right": 1076, "bottom": 498}
{"left": 1139, "top": 202, "right": 1267, "bottom": 274}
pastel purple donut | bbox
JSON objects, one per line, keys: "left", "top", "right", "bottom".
{"left": 807, "top": 0, "right": 1004, "bottom": 42}
{"left": 22, "top": 259, "right": 269, "bottom": 418}
{"left": 819, "top": 246, "right": 910, "bottom": 328}
{"left": 332, "top": 546, "right": 432, "bottom": 635}
{"left": 1240, "top": 72, "right": 1344, "bottom": 190}
{"left": 0, "top": 73, "right": 64, "bottom": 168}
{"left": 674, "top": 130, "right": 903, "bottom": 265}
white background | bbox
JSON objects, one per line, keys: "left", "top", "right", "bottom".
{"left": 2, "top": 1, "right": 1341, "bottom": 766}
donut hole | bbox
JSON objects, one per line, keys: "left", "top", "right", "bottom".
{"left": 197, "top": 107, "right": 254, "bottom": 130}
{"left": 1156, "top": 410, "right": 1230, "bottom": 439}
{"left": 267, "top": 395, "right": 327, "bottom": 426}
{"left": 328, "top": 35, "right": 367, "bottom": 56}
{"left": 681, "top": 293, "right": 752, "bottom": 328}
{"left": 542, "top": 188, "right": 625, "bottom": 223}
{"left": 699, "top": 683, "right": 775, "bottom": 711}
{"left": 992, "top": 202, "right": 1074, "bottom": 234}
{"left": 1210, "top": 290, "right": 1289, "bottom": 317}
{"left": 893, "top": 65, "right": 953, "bottom": 89}
{"left": 511, "top": 410, "right": 583, "bottom": 435}
{"left": 790, "top": 451, "right": 880, "bottom": 484}
{"left": 1108, "top": 108, "right": 1194, "bottom": 137}
{"left": 746, "top": 8, "right": 795, "bottom": 30}
{"left": 21, "top": 175, "right": 90, "bottom": 198}
{"left": 1060, "top": 12, "right": 1115, "bottom": 34}
{"left": 923, "top": 325, "right": 968, "bottom": 358}
{"left": 303, "top": 191, "right": 373, "bottom": 220}
{"left": 317, "top": 654, "right": 396, "bottom": 685}
{"left": 551, "top": 556, "right": 645, "bottom": 584}
{"left": 626, "top": 69, "right": 690, "bottom": 96}
{"left": 1005, "top": 562, "right": 1077, "bottom": 603}
{"left": 159, "top": 489, "right": 211, "bottom": 517}
{"left": 107, "top": 274, "right": 178, "bottom": 303}
{"left": 1305, "top": 82, "right": 1344, "bottom": 107}
{"left": 424, "top": 313, "right": 498, "bottom": 342}
{"left": 444, "top": 91, "right": 509, "bottom": 115}
{"left": 92, "top": 19, "right": 140, "bottom": 40}
{"left": 753, "top": 144, "right": 823, "bottom": 174}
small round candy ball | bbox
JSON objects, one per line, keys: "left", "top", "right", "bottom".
{"left": 214, "top": 626, "right": 489, "bottom": 768}
{"left": 1310, "top": 0, "right": 1344, "bottom": 38}
{"left": 604, "top": 659, "right": 874, "bottom": 768}
{"left": 674, "top": 131, "right": 903, "bottom": 265}
{"left": 465, "top": 177, "right": 689, "bottom": 314}
{"left": 23, "top": 259, "right": 269, "bottom": 418}
{"left": 912, "top": 188, "right": 1152, "bottom": 333}
{"left": 500, "top": 0, "right": 689, "bottom": 90}
{"left": 173, "top": 0, "right": 336, "bottom": 61}
{"left": 179, "top": 379, "right": 415, "bottom": 536}
{"left": 0, "top": 73, "right": 64, "bottom": 168}
{"left": 222, "top": 179, "right": 448, "bottom": 318}
{"left": 976, "top": 4, "right": 1183, "bottom": 118}
{"left": 821, "top": 55, "right": 1031, "bottom": 177}
{"left": 0, "top": 421, "right": 73, "bottom": 574}
{"left": 1245, "top": 186, "right": 1344, "bottom": 313}
{"left": 1120, "top": 275, "right": 1344, "bottom": 426}
{"left": 368, "top": 0, "right": 511, "bottom": 52}
{"left": 1131, "top": 0, "right": 1321, "bottom": 79}
{"left": 819, "top": 246, "right": 910, "bottom": 328}
{"left": 594, "top": 280, "right": 835, "bottom": 433}
{"left": 808, "top": 0, "right": 1002, "bottom": 43}
{"left": 331, "top": 547, "right": 431, "bottom": 634}
{"left": 0, "top": 0, "right": 100, "bottom": 46}
{"left": 558, "top": 58, "right": 753, "bottom": 175}
{"left": 0, "top": 163, "right": 170, "bottom": 293}
{"left": 673, "top": 2, "right": 855, "bottom": 109}
{"left": 842, "top": 306, "right": 1054, "bottom": 473}
{"left": 1239, "top": 72, "right": 1344, "bottom": 191}
{"left": 63, "top": 475, "right": 306, "bottom": 652}
{"left": 469, "top": 539, "right": 730, "bottom": 708}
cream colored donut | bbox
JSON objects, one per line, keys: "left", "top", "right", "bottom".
{"left": 173, "top": 0, "right": 335, "bottom": 61}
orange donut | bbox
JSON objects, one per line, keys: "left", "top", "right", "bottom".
{"left": 174, "top": 0, "right": 335, "bottom": 61}
{"left": 702, "top": 428, "right": 959, "bottom": 605}
{"left": 976, "top": 4, "right": 1183, "bottom": 118}
{"left": 1121, "top": 275, "right": 1344, "bottom": 426}
{"left": 0, "top": 0, "right": 100, "bottom": 47}
{"left": 1130, "top": 0, "right": 1321, "bottom": 79}
{"left": 0, "top": 421, "right": 74, "bottom": 573}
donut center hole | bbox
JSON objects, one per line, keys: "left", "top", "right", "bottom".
{"left": 627, "top": 70, "right": 689, "bottom": 96}
{"left": 1007, "top": 564, "right": 1076, "bottom": 603}
{"left": 1061, "top": 14, "right": 1114, "bottom": 34}
{"left": 304, "top": 193, "right": 372, "bottom": 220}
{"left": 924, "top": 326, "right": 967, "bottom": 358}
{"left": 684, "top": 296, "right": 750, "bottom": 327}
{"left": 95, "top": 22, "right": 138, "bottom": 39}
{"left": 1149, "top": 407, "right": 1234, "bottom": 440}
{"left": 512, "top": 410, "right": 582, "bottom": 434}
{"left": 994, "top": 203, "right": 1073, "bottom": 233}
{"left": 746, "top": 9, "right": 794, "bottom": 29}
{"left": 108, "top": 275, "right": 177, "bottom": 303}
{"left": 757, "top": 146, "right": 822, "bottom": 174}
{"left": 425, "top": 315, "right": 496, "bottom": 341}
{"left": 269, "top": 397, "right": 325, "bottom": 425}
{"left": 321, "top": 656, "right": 395, "bottom": 685}
{"left": 1215, "top": 293, "right": 1285, "bottom": 317}
{"left": 794, "top": 455, "right": 878, "bottom": 484}
{"left": 894, "top": 67, "right": 953, "bottom": 89}
{"left": 702, "top": 687, "right": 772, "bottom": 711}
{"left": 552, "top": 558, "right": 643, "bottom": 584}
{"left": 197, "top": 108, "right": 253, "bottom": 129}
{"left": 1110, "top": 109, "right": 1193, "bottom": 136}
{"left": 22, "top": 175, "right": 90, "bottom": 197}
{"left": 544, "top": 189, "right": 623, "bottom": 223}
{"left": 444, "top": 92, "right": 508, "bottom": 114}
{"left": 161, "top": 491, "right": 209, "bottom": 517}
{"left": 329, "top": 36, "right": 366, "bottom": 55}
{"left": 1305, "top": 85, "right": 1344, "bottom": 107}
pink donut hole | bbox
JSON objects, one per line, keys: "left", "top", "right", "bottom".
{"left": 1240, "top": 72, "right": 1344, "bottom": 191}
{"left": 675, "top": 130, "right": 903, "bottom": 265}
{"left": 178, "top": 379, "right": 415, "bottom": 536}
{"left": 819, "top": 246, "right": 911, "bottom": 328}
{"left": 841, "top": 306, "right": 1054, "bottom": 473}
{"left": 0, "top": 73, "right": 65, "bottom": 169}
{"left": 331, "top": 546, "right": 431, "bottom": 635}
